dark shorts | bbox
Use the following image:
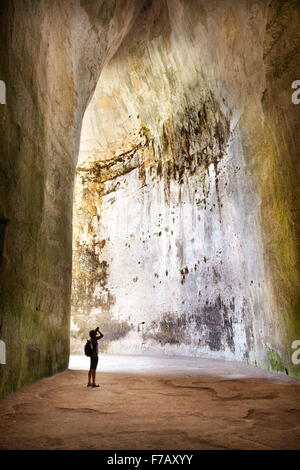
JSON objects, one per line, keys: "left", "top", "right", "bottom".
{"left": 90, "top": 356, "right": 99, "bottom": 370}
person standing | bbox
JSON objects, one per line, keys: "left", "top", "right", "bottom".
{"left": 87, "top": 327, "right": 104, "bottom": 388}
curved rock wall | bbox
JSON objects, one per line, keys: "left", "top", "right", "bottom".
{"left": 0, "top": 0, "right": 299, "bottom": 397}
{"left": 0, "top": 0, "right": 140, "bottom": 397}
{"left": 72, "top": 0, "right": 300, "bottom": 376}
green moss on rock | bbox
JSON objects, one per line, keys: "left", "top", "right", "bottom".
{"left": 266, "top": 347, "right": 285, "bottom": 373}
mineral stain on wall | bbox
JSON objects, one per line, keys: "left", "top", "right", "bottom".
{"left": 70, "top": 0, "right": 300, "bottom": 379}
{"left": 71, "top": 81, "right": 235, "bottom": 355}
{"left": 1, "top": 0, "right": 297, "bottom": 398}
{"left": 70, "top": 18, "right": 251, "bottom": 362}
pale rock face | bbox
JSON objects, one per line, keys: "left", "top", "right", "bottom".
{"left": 0, "top": 0, "right": 140, "bottom": 397}
{"left": 71, "top": 0, "right": 300, "bottom": 376}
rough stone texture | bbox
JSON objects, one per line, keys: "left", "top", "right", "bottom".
{"left": 0, "top": 0, "right": 141, "bottom": 397}
{"left": 0, "top": 355, "right": 299, "bottom": 450}
{"left": 0, "top": 0, "right": 300, "bottom": 399}
{"left": 71, "top": 0, "right": 300, "bottom": 377}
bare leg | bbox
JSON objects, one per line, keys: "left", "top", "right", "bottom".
{"left": 92, "top": 369, "right": 96, "bottom": 385}
{"left": 88, "top": 369, "right": 92, "bottom": 385}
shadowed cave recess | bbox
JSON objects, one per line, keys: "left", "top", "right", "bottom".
{"left": 0, "top": 0, "right": 300, "bottom": 398}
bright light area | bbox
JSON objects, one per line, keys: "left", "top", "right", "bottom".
{"left": 68, "top": 354, "right": 295, "bottom": 383}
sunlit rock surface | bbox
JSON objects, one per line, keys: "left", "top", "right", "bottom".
{"left": 72, "top": 0, "right": 300, "bottom": 377}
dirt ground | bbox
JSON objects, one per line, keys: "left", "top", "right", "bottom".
{"left": 0, "top": 355, "right": 299, "bottom": 450}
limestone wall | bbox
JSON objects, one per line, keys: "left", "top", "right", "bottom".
{"left": 0, "top": 0, "right": 299, "bottom": 398}
{"left": 0, "top": 0, "right": 140, "bottom": 397}
{"left": 72, "top": 0, "right": 300, "bottom": 376}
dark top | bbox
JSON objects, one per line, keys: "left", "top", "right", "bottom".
{"left": 91, "top": 338, "right": 99, "bottom": 357}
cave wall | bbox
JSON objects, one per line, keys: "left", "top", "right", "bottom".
{"left": 72, "top": 0, "right": 300, "bottom": 376}
{"left": 0, "top": 0, "right": 140, "bottom": 397}
{"left": 0, "top": 0, "right": 299, "bottom": 399}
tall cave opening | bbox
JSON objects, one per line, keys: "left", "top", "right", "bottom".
{"left": 70, "top": 4, "right": 275, "bottom": 368}
{"left": 1, "top": 0, "right": 299, "bottom": 402}
{"left": 1, "top": 0, "right": 300, "bottom": 451}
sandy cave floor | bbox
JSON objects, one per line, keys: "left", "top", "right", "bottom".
{"left": 0, "top": 354, "right": 299, "bottom": 450}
